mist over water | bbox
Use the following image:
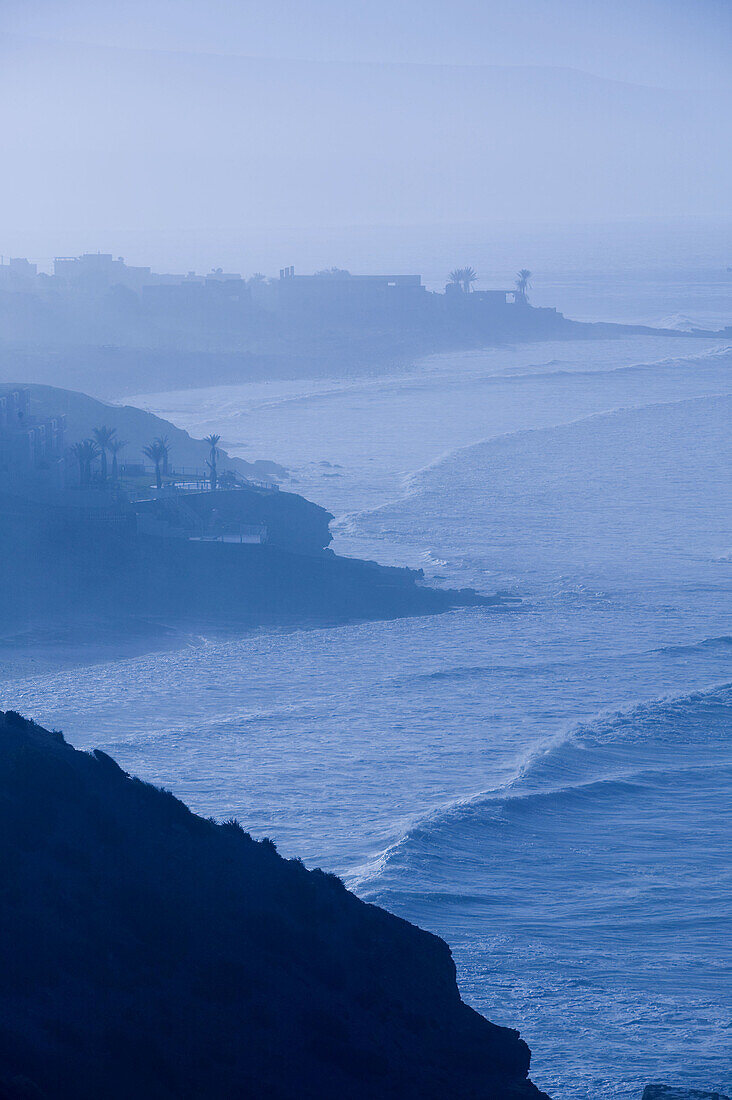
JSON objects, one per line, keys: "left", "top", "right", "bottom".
{"left": 2, "top": 1, "right": 731, "bottom": 1091}
{"left": 5, "top": 218, "right": 731, "bottom": 333}
{"left": 4, "top": 278, "right": 731, "bottom": 1097}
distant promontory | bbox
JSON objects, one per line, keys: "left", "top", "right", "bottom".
{"left": 0, "top": 254, "right": 718, "bottom": 400}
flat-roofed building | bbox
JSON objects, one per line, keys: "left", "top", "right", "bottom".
{"left": 264, "top": 267, "right": 427, "bottom": 320}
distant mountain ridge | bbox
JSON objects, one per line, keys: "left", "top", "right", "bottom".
{"left": 3, "top": 33, "right": 730, "bottom": 227}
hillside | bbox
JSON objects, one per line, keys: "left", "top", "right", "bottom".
{"left": 0, "top": 381, "right": 285, "bottom": 483}
{"left": 0, "top": 710, "right": 549, "bottom": 1100}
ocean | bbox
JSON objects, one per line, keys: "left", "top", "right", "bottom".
{"left": 1, "top": 275, "right": 731, "bottom": 1096}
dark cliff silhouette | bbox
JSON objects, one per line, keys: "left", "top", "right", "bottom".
{"left": 0, "top": 485, "right": 498, "bottom": 632}
{"left": 0, "top": 710, "right": 549, "bottom": 1100}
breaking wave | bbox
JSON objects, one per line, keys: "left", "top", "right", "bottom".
{"left": 352, "top": 682, "right": 732, "bottom": 893}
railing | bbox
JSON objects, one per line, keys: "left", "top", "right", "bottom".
{"left": 122, "top": 466, "right": 277, "bottom": 493}
{"left": 189, "top": 524, "right": 267, "bottom": 545}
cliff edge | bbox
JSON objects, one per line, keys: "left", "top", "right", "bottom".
{"left": 0, "top": 710, "right": 549, "bottom": 1100}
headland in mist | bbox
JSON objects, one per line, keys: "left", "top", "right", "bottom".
{"left": 1, "top": 249, "right": 724, "bottom": 400}
{"left": 0, "top": 379, "right": 506, "bottom": 677}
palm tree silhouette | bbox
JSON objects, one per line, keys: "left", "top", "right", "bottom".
{"left": 93, "top": 426, "right": 117, "bottom": 483}
{"left": 515, "top": 269, "right": 532, "bottom": 300}
{"left": 460, "top": 267, "right": 477, "bottom": 293}
{"left": 155, "top": 436, "right": 171, "bottom": 476}
{"left": 143, "top": 440, "right": 167, "bottom": 490}
{"left": 72, "top": 439, "right": 100, "bottom": 487}
{"left": 448, "top": 267, "right": 478, "bottom": 293}
{"left": 70, "top": 442, "right": 86, "bottom": 487}
{"left": 204, "top": 434, "right": 221, "bottom": 491}
{"left": 108, "top": 438, "right": 127, "bottom": 485}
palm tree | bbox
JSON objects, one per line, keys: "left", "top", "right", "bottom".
{"left": 460, "top": 266, "right": 477, "bottom": 293}
{"left": 92, "top": 426, "right": 117, "bottom": 483}
{"left": 71, "top": 439, "right": 100, "bottom": 487}
{"left": 108, "top": 438, "right": 127, "bottom": 484}
{"left": 70, "top": 442, "right": 87, "bottom": 487}
{"left": 204, "top": 434, "right": 221, "bottom": 491}
{"left": 143, "top": 440, "right": 167, "bottom": 490}
{"left": 83, "top": 439, "right": 100, "bottom": 486}
{"left": 515, "top": 269, "right": 532, "bottom": 300}
{"left": 155, "top": 436, "right": 171, "bottom": 476}
{"left": 448, "top": 267, "right": 478, "bottom": 293}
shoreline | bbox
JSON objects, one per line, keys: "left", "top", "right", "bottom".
{"left": 2, "top": 317, "right": 724, "bottom": 404}
{"left": 0, "top": 618, "right": 199, "bottom": 684}
{"left": 0, "top": 594, "right": 517, "bottom": 687}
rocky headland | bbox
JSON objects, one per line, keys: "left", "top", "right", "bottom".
{"left": 0, "top": 709, "right": 548, "bottom": 1099}
{"left": 0, "top": 382, "right": 509, "bottom": 637}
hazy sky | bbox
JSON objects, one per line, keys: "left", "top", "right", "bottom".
{"left": 1, "top": 0, "right": 730, "bottom": 261}
{"left": 5, "top": 0, "right": 731, "bottom": 87}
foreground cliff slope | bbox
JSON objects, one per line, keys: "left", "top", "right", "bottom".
{"left": 0, "top": 711, "right": 548, "bottom": 1100}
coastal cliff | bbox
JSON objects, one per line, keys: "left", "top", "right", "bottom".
{"left": 0, "top": 710, "right": 549, "bottom": 1100}
{"left": 0, "top": 491, "right": 497, "bottom": 630}
{"left": 0, "top": 474, "right": 503, "bottom": 631}
{"left": 0, "top": 377, "right": 503, "bottom": 633}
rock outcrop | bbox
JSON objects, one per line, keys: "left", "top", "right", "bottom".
{"left": 0, "top": 710, "right": 549, "bottom": 1100}
{"left": 0, "top": 491, "right": 499, "bottom": 630}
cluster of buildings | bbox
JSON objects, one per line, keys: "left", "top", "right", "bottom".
{"left": 0, "top": 252, "right": 523, "bottom": 324}
{"left": 0, "top": 388, "right": 66, "bottom": 491}
{"left": 0, "top": 252, "right": 247, "bottom": 296}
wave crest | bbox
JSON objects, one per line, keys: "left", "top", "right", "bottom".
{"left": 351, "top": 681, "right": 732, "bottom": 892}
